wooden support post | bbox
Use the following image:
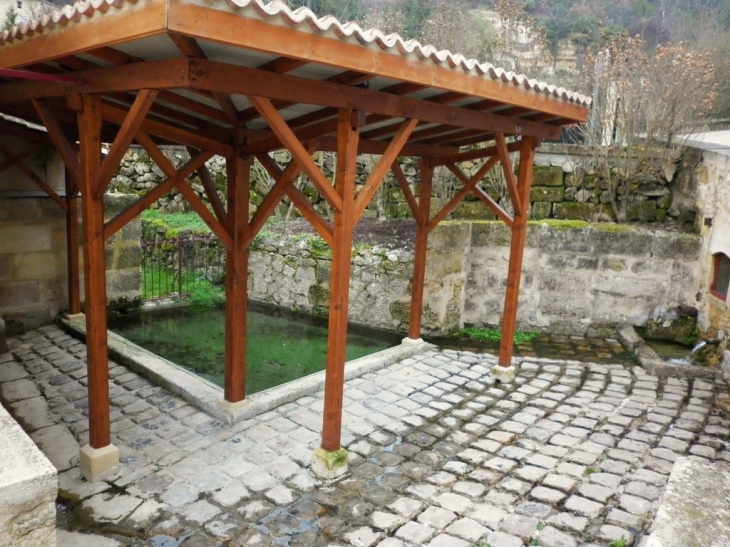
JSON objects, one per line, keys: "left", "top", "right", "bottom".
{"left": 78, "top": 94, "right": 112, "bottom": 448}
{"left": 408, "top": 159, "right": 433, "bottom": 339}
{"left": 498, "top": 137, "right": 536, "bottom": 369}
{"left": 65, "top": 170, "right": 80, "bottom": 315}
{"left": 321, "top": 109, "right": 359, "bottom": 453}
{"left": 224, "top": 146, "right": 251, "bottom": 403}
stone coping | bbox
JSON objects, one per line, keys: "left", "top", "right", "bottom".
{"left": 0, "top": 395, "right": 57, "bottom": 546}
{"left": 616, "top": 322, "right": 721, "bottom": 380}
{"left": 60, "top": 315, "right": 434, "bottom": 424}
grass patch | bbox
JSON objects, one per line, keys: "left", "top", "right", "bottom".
{"left": 451, "top": 327, "right": 540, "bottom": 345}
{"left": 142, "top": 209, "right": 212, "bottom": 237}
{"left": 609, "top": 538, "right": 628, "bottom": 547}
{"left": 142, "top": 264, "right": 224, "bottom": 307}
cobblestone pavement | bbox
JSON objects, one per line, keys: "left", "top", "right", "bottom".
{"left": 1, "top": 324, "right": 729, "bottom": 547}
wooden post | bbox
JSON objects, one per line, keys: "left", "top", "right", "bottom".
{"left": 498, "top": 137, "right": 535, "bottom": 367}
{"left": 65, "top": 169, "right": 81, "bottom": 315}
{"left": 78, "top": 94, "right": 111, "bottom": 449}
{"left": 408, "top": 159, "right": 432, "bottom": 339}
{"left": 321, "top": 109, "right": 359, "bottom": 452}
{"left": 224, "top": 146, "right": 251, "bottom": 403}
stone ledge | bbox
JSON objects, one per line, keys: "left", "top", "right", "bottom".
{"left": 0, "top": 400, "right": 57, "bottom": 547}
{"left": 616, "top": 322, "right": 721, "bottom": 380}
{"left": 61, "top": 316, "right": 435, "bottom": 424}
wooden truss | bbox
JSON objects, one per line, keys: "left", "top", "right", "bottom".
{"left": 0, "top": 0, "right": 588, "bottom": 465}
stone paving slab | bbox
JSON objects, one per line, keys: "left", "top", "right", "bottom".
{"left": 2, "top": 324, "right": 730, "bottom": 547}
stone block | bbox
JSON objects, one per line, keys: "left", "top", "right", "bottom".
{"left": 453, "top": 201, "right": 497, "bottom": 220}
{"left": 0, "top": 225, "right": 52, "bottom": 254}
{"left": 0, "top": 281, "right": 41, "bottom": 309}
{"left": 311, "top": 447, "right": 348, "bottom": 480}
{"left": 0, "top": 318, "right": 5, "bottom": 355}
{"left": 0, "top": 401, "right": 57, "bottom": 547}
{"left": 530, "top": 186, "right": 564, "bottom": 202}
{"left": 532, "top": 165, "right": 564, "bottom": 186}
{"left": 553, "top": 202, "right": 596, "bottom": 221}
{"left": 626, "top": 200, "right": 657, "bottom": 222}
{"left": 14, "top": 252, "right": 66, "bottom": 280}
{"left": 80, "top": 444, "right": 120, "bottom": 483}
{"left": 530, "top": 202, "right": 552, "bottom": 220}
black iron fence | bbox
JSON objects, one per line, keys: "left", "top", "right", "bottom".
{"left": 141, "top": 234, "right": 226, "bottom": 302}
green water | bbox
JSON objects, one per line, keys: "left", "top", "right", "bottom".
{"left": 109, "top": 303, "right": 402, "bottom": 395}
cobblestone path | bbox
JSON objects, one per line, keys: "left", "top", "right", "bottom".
{"left": 1, "top": 325, "right": 729, "bottom": 547}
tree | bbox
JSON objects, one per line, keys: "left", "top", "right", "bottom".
{"left": 571, "top": 35, "right": 716, "bottom": 221}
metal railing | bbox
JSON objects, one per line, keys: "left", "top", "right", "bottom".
{"left": 141, "top": 235, "right": 226, "bottom": 301}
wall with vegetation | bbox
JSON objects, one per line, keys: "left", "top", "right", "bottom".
{"left": 0, "top": 137, "right": 141, "bottom": 333}
{"left": 111, "top": 143, "right": 690, "bottom": 226}
{"left": 244, "top": 221, "right": 701, "bottom": 336}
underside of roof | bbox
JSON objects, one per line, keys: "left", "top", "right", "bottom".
{"left": 0, "top": 0, "right": 590, "bottom": 158}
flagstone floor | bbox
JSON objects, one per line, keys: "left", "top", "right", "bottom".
{"left": 1, "top": 324, "right": 729, "bottom": 547}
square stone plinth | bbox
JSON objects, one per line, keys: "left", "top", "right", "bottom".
{"left": 311, "top": 447, "right": 348, "bottom": 480}
{"left": 491, "top": 365, "right": 517, "bottom": 383}
{"left": 80, "top": 444, "right": 120, "bottom": 483}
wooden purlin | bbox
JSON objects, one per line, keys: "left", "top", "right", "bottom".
{"left": 498, "top": 137, "right": 536, "bottom": 367}
{"left": 321, "top": 109, "right": 359, "bottom": 453}
{"left": 408, "top": 159, "right": 432, "bottom": 340}
{"left": 78, "top": 93, "right": 111, "bottom": 450}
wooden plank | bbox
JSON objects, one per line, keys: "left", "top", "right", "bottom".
{"left": 32, "top": 99, "right": 82, "bottom": 187}
{"left": 168, "top": 34, "right": 239, "bottom": 124}
{"left": 249, "top": 96, "right": 343, "bottom": 212}
{"left": 101, "top": 101, "right": 233, "bottom": 156}
{"left": 65, "top": 172, "right": 81, "bottom": 315}
{"left": 495, "top": 132, "right": 521, "bottom": 216}
{"left": 314, "top": 136, "right": 456, "bottom": 158}
{"left": 224, "top": 151, "right": 251, "bottom": 402}
{"left": 191, "top": 60, "right": 564, "bottom": 141}
{"left": 168, "top": 0, "right": 589, "bottom": 122}
{"left": 78, "top": 93, "right": 111, "bottom": 449}
{"left": 1, "top": 4, "right": 168, "bottom": 69}
{"left": 0, "top": 58, "right": 190, "bottom": 102}
{"left": 353, "top": 118, "right": 418, "bottom": 221}
{"left": 321, "top": 109, "right": 359, "bottom": 452}
{"left": 391, "top": 162, "right": 421, "bottom": 224}
{"left": 95, "top": 89, "right": 158, "bottom": 196}
{"left": 408, "top": 159, "right": 432, "bottom": 339}
{"left": 427, "top": 157, "right": 499, "bottom": 231}
{"left": 104, "top": 150, "right": 214, "bottom": 239}
{"left": 498, "top": 137, "right": 535, "bottom": 367}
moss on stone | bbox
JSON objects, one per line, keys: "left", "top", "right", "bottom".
{"left": 313, "top": 447, "right": 348, "bottom": 470}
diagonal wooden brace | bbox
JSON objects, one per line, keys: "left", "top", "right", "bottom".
{"left": 495, "top": 132, "right": 522, "bottom": 216}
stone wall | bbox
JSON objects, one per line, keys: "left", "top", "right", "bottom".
{"left": 0, "top": 392, "right": 57, "bottom": 547}
{"left": 110, "top": 144, "right": 688, "bottom": 225}
{"left": 692, "top": 146, "right": 730, "bottom": 337}
{"left": 248, "top": 221, "right": 702, "bottom": 336}
{"left": 0, "top": 137, "right": 141, "bottom": 334}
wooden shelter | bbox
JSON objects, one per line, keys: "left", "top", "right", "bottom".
{"left": 0, "top": 0, "right": 589, "bottom": 480}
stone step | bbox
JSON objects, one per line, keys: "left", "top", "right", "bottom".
{"left": 645, "top": 456, "right": 730, "bottom": 547}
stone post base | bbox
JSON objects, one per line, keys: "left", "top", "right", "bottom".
{"left": 491, "top": 364, "right": 517, "bottom": 384}
{"left": 402, "top": 337, "right": 424, "bottom": 346}
{"left": 80, "top": 444, "right": 120, "bottom": 483}
{"left": 311, "top": 447, "right": 348, "bottom": 480}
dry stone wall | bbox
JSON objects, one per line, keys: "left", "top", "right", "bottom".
{"left": 110, "top": 144, "right": 687, "bottom": 225}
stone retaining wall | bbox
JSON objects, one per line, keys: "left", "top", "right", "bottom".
{"left": 0, "top": 380, "right": 57, "bottom": 547}
{"left": 111, "top": 144, "right": 688, "bottom": 225}
{"left": 248, "top": 221, "right": 702, "bottom": 336}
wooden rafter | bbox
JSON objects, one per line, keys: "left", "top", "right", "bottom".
{"left": 431, "top": 141, "right": 522, "bottom": 166}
